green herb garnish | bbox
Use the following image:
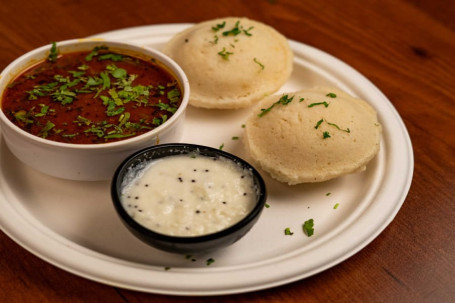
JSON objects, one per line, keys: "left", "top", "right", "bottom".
{"left": 243, "top": 26, "right": 254, "bottom": 36}
{"left": 212, "top": 21, "right": 226, "bottom": 32}
{"left": 97, "top": 53, "right": 123, "bottom": 61}
{"left": 218, "top": 47, "right": 234, "bottom": 60}
{"left": 284, "top": 227, "right": 294, "bottom": 235}
{"left": 232, "top": 136, "right": 239, "bottom": 140}
{"left": 326, "top": 92, "right": 337, "bottom": 98}
{"left": 209, "top": 34, "right": 219, "bottom": 45}
{"left": 48, "top": 42, "right": 58, "bottom": 62}
{"left": 85, "top": 45, "right": 109, "bottom": 61}
{"left": 167, "top": 88, "right": 181, "bottom": 104}
{"left": 222, "top": 20, "right": 254, "bottom": 37}
{"left": 326, "top": 121, "right": 350, "bottom": 133}
{"left": 308, "top": 101, "right": 329, "bottom": 108}
{"left": 206, "top": 258, "right": 215, "bottom": 266}
{"left": 155, "top": 100, "right": 177, "bottom": 113}
{"left": 38, "top": 121, "right": 55, "bottom": 139}
{"left": 222, "top": 21, "right": 242, "bottom": 36}
{"left": 323, "top": 131, "right": 331, "bottom": 139}
{"left": 219, "top": 143, "right": 224, "bottom": 150}
{"left": 314, "top": 119, "right": 323, "bottom": 129}
{"left": 333, "top": 203, "right": 340, "bottom": 209}
{"left": 14, "top": 110, "right": 33, "bottom": 124}
{"left": 34, "top": 104, "right": 50, "bottom": 117}
{"left": 303, "top": 219, "right": 314, "bottom": 237}
{"left": 253, "top": 57, "right": 265, "bottom": 70}
{"left": 258, "top": 94, "right": 294, "bottom": 117}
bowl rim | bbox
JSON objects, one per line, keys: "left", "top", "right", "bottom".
{"left": 111, "top": 143, "right": 267, "bottom": 245}
{"left": 0, "top": 39, "right": 190, "bottom": 150}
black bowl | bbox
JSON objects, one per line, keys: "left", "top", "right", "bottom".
{"left": 111, "top": 143, "right": 267, "bottom": 254}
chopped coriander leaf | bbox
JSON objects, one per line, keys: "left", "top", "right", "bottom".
{"left": 77, "top": 64, "right": 89, "bottom": 70}
{"left": 222, "top": 20, "right": 254, "bottom": 37}
{"left": 308, "top": 101, "right": 329, "bottom": 108}
{"left": 61, "top": 133, "right": 77, "bottom": 138}
{"left": 222, "top": 21, "right": 242, "bottom": 36}
{"left": 323, "top": 131, "right": 331, "bottom": 139}
{"left": 86, "top": 76, "right": 103, "bottom": 87}
{"left": 164, "top": 266, "right": 171, "bottom": 271}
{"left": 253, "top": 57, "right": 265, "bottom": 70}
{"left": 333, "top": 203, "right": 340, "bottom": 209}
{"left": 209, "top": 34, "right": 219, "bottom": 45}
{"left": 212, "top": 21, "right": 226, "bottom": 32}
{"left": 326, "top": 121, "right": 350, "bottom": 133}
{"left": 108, "top": 89, "right": 124, "bottom": 106}
{"left": 258, "top": 94, "right": 294, "bottom": 117}
{"left": 206, "top": 258, "right": 215, "bottom": 266}
{"left": 299, "top": 98, "right": 305, "bottom": 102}
{"left": 303, "top": 219, "right": 314, "bottom": 237}
{"left": 284, "top": 227, "right": 294, "bottom": 235}
{"left": 104, "top": 133, "right": 136, "bottom": 139}
{"left": 48, "top": 42, "right": 58, "bottom": 62}
{"left": 51, "top": 88, "right": 77, "bottom": 105}
{"left": 167, "top": 88, "right": 181, "bottom": 103}
{"left": 75, "top": 115, "right": 91, "bottom": 125}
{"left": 154, "top": 101, "right": 177, "bottom": 113}
{"left": 152, "top": 117, "right": 163, "bottom": 126}
{"left": 68, "top": 70, "right": 86, "bottom": 77}
{"left": 84, "top": 125, "right": 105, "bottom": 137}
{"left": 34, "top": 104, "right": 50, "bottom": 117}
{"left": 326, "top": 192, "right": 331, "bottom": 196}
{"left": 243, "top": 26, "right": 254, "bottom": 36}
{"left": 111, "top": 67, "right": 127, "bottom": 79}
{"left": 100, "top": 72, "right": 111, "bottom": 89}
{"left": 219, "top": 143, "right": 224, "bottom": 150}
{"left": 27, "top": 82, "right": 58, "bottom": 100}
{"left": 106, "top": 105, "right": 125, "bottom": 117}
{"left": 232, "top": 136, "right": 239, "bottom": 140}
{"left": 264, "top": 203, "right": 270, "bottom": 208}
{"left": 85, "top": 45, "right": 109, "bottom": 61}
{"left": 326, "top": 92, "right": 337, "bottom": 98}
{"left": 14, "top": 110, "right": 33, "bottom": 124}
{"left": 38, "top": 121, "right": 55, "bottom": 139}
{"left": 218, "top": 47, "right": 234, "bottom": 60}
{"left": 241, "top": 124, "right": 246, "bottom": 128}
{"left": 314, "top": 119, "right": 324, "bottom": 129}
{"left": 98, "top": 53, "right": 124, "bottom": 61}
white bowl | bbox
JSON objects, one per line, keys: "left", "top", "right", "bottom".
{"left": 0, "top": 39, "right": 190, "bottom": 181}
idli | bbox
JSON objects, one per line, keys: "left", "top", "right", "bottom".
{"left": 243, "top": 87, "right": 382, "bottom": 184}
{"left": 163, "top": 17, "right": 293, "bottom": 109}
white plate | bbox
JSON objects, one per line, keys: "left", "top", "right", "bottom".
{"left": 0, "top": 24, "right": 413, "bottom": 296}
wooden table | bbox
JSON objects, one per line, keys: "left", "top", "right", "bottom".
{"left": 1, "top": 0, "right": 454, "bottom": 302}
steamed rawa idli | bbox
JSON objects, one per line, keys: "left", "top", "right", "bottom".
{"left": 243, "top": 87, "right": 382, "bottom": 184}
{"left": 163, "top": 17, "right": 293, "bottom": 109}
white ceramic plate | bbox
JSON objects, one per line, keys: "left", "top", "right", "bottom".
{"left": 0, "top": 24, "right": 413, "bottom": 296}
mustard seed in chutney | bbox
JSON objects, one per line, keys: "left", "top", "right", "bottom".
{"left": 1, "top": 44, "right": 182, "bottom": 144}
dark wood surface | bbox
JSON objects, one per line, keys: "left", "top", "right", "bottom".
{"left": 1, "top": 0, "right": 454, "bottom": 302}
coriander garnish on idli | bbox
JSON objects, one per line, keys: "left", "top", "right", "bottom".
{"left": 243, "top": 87, "right": 382, "bottom": 184}
{"left": 163, "top": 17, "right": 293, "bottom": 109}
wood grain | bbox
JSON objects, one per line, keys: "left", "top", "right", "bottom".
{"left": 0, "top": 0, "right": 454, "bottom": 302}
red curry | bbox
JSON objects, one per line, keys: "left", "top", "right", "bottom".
{"left": 1, "top": 44, "right": 182, "bottom": 144}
